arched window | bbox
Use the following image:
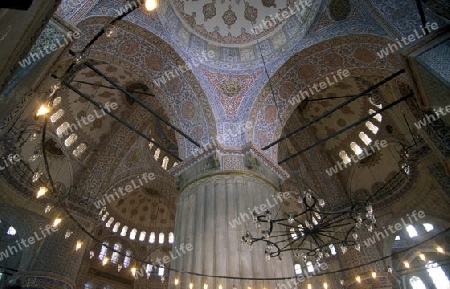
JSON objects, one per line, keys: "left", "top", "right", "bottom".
{"left": 73, "top": 143, "right": 87, "bottom": 157}
{"left": 149, "top": 232, "right": 155, "bottom": 243}
{"left": 7, "top": 226, "right": 16, "bottom": 236}
{"left": 350, "top": 142, "right": 363, "bottom": 155}
{"left": 56, "top": 122, "right": 70, "bottom": 138}
{"left": 329, "top": 244, "right": 336, "bottom": 255}
{"left": 111, "top": 243, "right": 122, "bottom": 264}
{"left": 395, "top": 235, "right": 401, "bottom": 240}
{"left": 99, "top": 242, "right": 108, "bottom": 260}
{"left": 339, "top": 151, "right": 351, "bottom": 164}
{"left": 168, "top": 232, "right": 174, "bottom": 244}
{"left": 406, "top": 225, "right": 418, "bottom": 238}
{"left": 359, "top": 132, "right": 372, "bottom": 146}
{"left": 154, "top": 148, "right": 161, "bottom": 161}
{"left": 65, "top": 133, "right": 78, "bottom": 147}
{"left": 144, "top": 264, "right": 153, "bottom": 277}
{"left": 423, "top": 223, "right": 434, "bottom": 232}
{"left": 290, "top": 228, "right": 298, "bottom": 240}
{"left": 306, "top": 261, "right": 314, "bottom": 273}
{"left": 53, "top": 97, "right": 62, "bottom": 106}
{"left": 50, "top": 109, "right": 64, "bottom": 123}
{"left": 123, "top": 250, "right": 131, "bottom": 268}
{"left": 105, "top": 217, "right": 114, "bottom": 227}
{"left": 426, "top": 261, "right": 450, "bottom": 289}
{"left": 294, "top": 264, "right": 302, "bottom": 275}
{"left": 158, "top": 265, "right": 165, "bottom": 276}
{"left": 409, "top": 276, "right": 426, "bottom": 289}
{"left": 129, "top": 228, "right": 137, "bottom": 240}
{"left": 159, "top": 232, "right": 165, "bottom": 244}
{"left": 365, "top": 121, "right": 379, "bottom": 134}
{"left": 120, "top": 226, "right": 128, "bottom": 237}
{"left": 139, "top": 231, "right": 146, "bottom": 242}
{"left": 368, "top": 109, "right": 382, "bottom": 122}
{"left": 112, "top": 222, "right": 121, "bottom": 233}
{"left": 162, "top": 156, "right": 169, "bottom": 170}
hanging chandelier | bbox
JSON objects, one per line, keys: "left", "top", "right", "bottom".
{"left": 241, "top": 188, "right": 376, "bottom": 262}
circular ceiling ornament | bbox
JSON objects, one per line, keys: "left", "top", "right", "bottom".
{"left": 220, "top": 80, "right": 242, "bottom": 97}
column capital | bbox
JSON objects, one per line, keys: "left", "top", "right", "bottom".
{"left": 171, "top": 142, "right": 290, "bottom": 191}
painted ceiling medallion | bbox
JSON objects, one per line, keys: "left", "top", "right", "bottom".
{"left": 244, "top": 2, "right": 258, "bottom": 24}
{"left": 262, "top": 0, "right": 276, "bottom": 8}
{"left": 203, "top": 1, "right": 216, "bottom": 22}
{"left": 222, "top": 5, "right": 237, "bottom": 29}
{"left": 220, "top": 80, "right": 242, "bottom": 97}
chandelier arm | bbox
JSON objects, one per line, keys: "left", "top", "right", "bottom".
{"left": 278, "top": 236, "right": 303, "bottom": 252}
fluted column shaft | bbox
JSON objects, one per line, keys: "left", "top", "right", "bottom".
{"left": 169, "top": 171, "right": 294, "bottom": 289}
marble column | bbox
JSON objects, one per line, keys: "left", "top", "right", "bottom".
{"left": 169, "top": 147, "right": 294, "bottom": 289}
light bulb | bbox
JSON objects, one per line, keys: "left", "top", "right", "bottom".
{"left": 131, "top": 267, "right": 136, "bottom": 275}
{"left": 189, "top": 283, "right": 193, "bottom": 289}
{"left": 36, "top": 186, "right": 48, "bottom": 198}
{"left": 204, "top": 284, "right": 208, "bottom": 289}
{"left": 323, "top": 282, "right": 328, "bottom": 289}
{"left": 307, "top": 284, "right": 312, "bottom": 289}
{"left": 65, "top": 230, "right": 73, "bottom": 239}
{"left": 145, "top": 0, "right": 158, "bottom": 11}
{"left": 32, "top": 172, "right": 43, "bottom": 183}
{"left": 437, "top": 246, "right": 444, "bottom": 253}
{"left": 218, "top": 285, "right": 223, "bottom": 289}
{"left": 45, "top": 204, "right": 53, "bottom": 214}
{"left": 403, "top": 261, "right": 410, "bottom": 268}
{"left": 372, "top": 271, "right": 377, "bottom": 278}
{"left": 75, "top": 240, "right": 83, "bottom": 251}
{"left": 36, "top": 105, "right": 50, "bottom": 117}
{"left": 419, "top": 253, "right": 426, "bottom": 261}
{"left": 356, "top": 276, "right": 361, "bottom": 283}
{"left": 174, "top": 278, "right": 179, "bottom": 285}
{"left": 52, "top": 218, "right": 62, "bottom": 228}
{"left": 103, "top": 257, "right": 109, "bottom": 266}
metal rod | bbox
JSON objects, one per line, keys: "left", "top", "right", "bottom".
{"left": 278, "top": 92, "right": 414, "bottom": 165}
{"left": 61, "top": 80, "right": 183, "bottom": 161}
{"left": 262, "top": 69, "right": 406, "bottom": 151}
{"left": 81, "top": 60, "right": 201, "bottom": 148}
{"left": 71, "top": 79, "right": 156, "bottom": 97}
{"left": 416, "top": 0, "right": 428, "bottom": 33}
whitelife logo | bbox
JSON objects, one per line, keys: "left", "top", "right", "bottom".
{"left": 414, "top": 104, "right": 450, "bottom": 129}
{"left": 229, "top": 192, "right": 291, "bottom": 228}
{"left": 362, "top": 210, "right": 425, "bottom": 247}
{"left": 0, "top": 224, "right": 59, "bottom": 261}
{"left": 376, "top": 22, "right": 439, "bottom": 59}
{"left": 325, "top": 140, "right": 388, "bottom": 176}
{"left": 93, "top": 173, "right": 155, "bottom": 209}
{"left": 133, "top": 243, "right": 193, "bottom": 280}
{"left": 19, "top": 31, "right": 82, "bottom": 68}
{"left": 288, "top": 69, "right": 350, "bottom": 106}
{"left": 152, "top": 50, "right": 215, "bottom": 87}
{"left": 250, "top": 0, "right": 313, "bottom": 35}
{"left": 60, "top": 102, "right": 118, "bottom": 138}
